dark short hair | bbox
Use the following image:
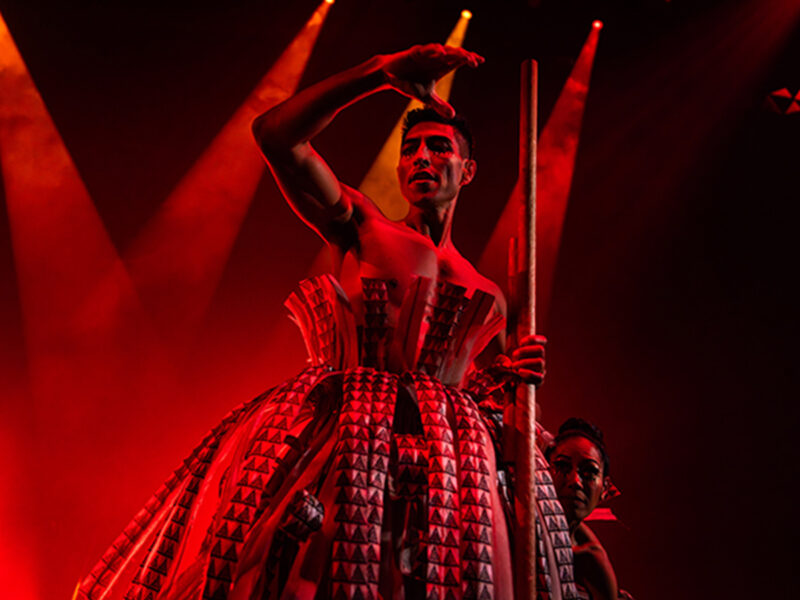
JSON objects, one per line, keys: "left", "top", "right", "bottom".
{"left": 545, "top": 417, "right": 611, "bottom": 476}
{"left": 401, "top": 108, "right": 474, "bottom": 158}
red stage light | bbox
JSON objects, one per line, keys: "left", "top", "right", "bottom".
{"left": 478, "top": 21, "right": 602, "bottom": 325}
{"left": 593, "top": 20, "right": 603, "bottom": 30}
{"left": 2, "top": 13, "right": 174, "bottom": 600}
{"left": 1, "top": 10, "right": 157, "bottom": 401}
{"left": 124, "top": 0, "right": 332, "bottom": 338}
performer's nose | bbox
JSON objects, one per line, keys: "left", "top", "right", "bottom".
{"left": 413, "top": 153, "right": 431, "bottom": 167}
{"left": 411, "top": 144, "right": 432, "bottom": 166}
{"left": 565, "top": 466, "right": 582, "bottom": 489}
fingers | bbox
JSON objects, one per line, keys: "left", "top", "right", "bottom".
{"left": 421, "top": 43, "right": 484, "bottom": 67}
{"left": 518, "top": 374, "right": 544, "bottom": 386}
{"left": 511, "top": 333, "right": 546, "bottom": 385}
{"left": 434, "top": 46, "right": 485, "bottom": 73}
{"left": 511, "top": 347, "right": 544, "bottom": 362}
{"left": 511, "top": 342, "right": 545, "bottom": 361}
{"left": 455, "top": 48, "right": 484, "bottom": 68}
{"left": 512, "top": 358, "right": 544, "bottom": 374}
{"left": 491, "top": 353, "right": 542, "bottom": 384}
{"left": 512, "top": 361, "right": 545, "bottom": 384}
{"left": 424, "top": 91, "right": 456, "bottom": 119}
{"left": 384, "top": 44, "right": 484, "bottom": 110}
{"left": 513, "top": 362, "right": 545, "bottom": 386}
{"left": 409, "top": 43, "right": 484, "bottom": 76}
{"left": 382, "top": 44, "right": 483, "bottom": 119}
{"left": 519, "top": 334, "right": 547, "bottom": 346}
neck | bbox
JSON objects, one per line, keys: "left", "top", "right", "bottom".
{"left": 404, "top": 200, "right": 456, "bottom": 247}
{"left": 569, "top": 519, "right": 580, "bottom": 544}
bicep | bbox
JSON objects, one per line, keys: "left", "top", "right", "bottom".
{"left": 262, "top": 141, "right": 355, "bottom": 245}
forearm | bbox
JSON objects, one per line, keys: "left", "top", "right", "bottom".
{"left": 250, "top": 44, "right": 480, "bottom": 237}
{"left": 252, "top": 55, "right": 388, "bottom": 156}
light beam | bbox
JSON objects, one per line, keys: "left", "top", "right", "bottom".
{"left": 1, "top": 12, "right": 167, "bottom": 600}
{"left": 357, "top": 10, "right": 474, "bottom": 221}
{"left": 124, "top": 1, "right": 333, "bottom": 336}
{"left": 478, "top": 21, "right": 602, "bottom": 326}
{"left": 0, "top": 11, "right": 153, "bottom": 406}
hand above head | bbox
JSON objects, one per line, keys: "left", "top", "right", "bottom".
{"left": 380, "top": 44, "right": 484, "bottom": 118}
{"left": 507, "top": 333, "right": 547, "bottom": 387}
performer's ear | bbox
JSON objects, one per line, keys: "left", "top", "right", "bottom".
{"left": 460, "top": 159, "right": 477, "bottom": 185}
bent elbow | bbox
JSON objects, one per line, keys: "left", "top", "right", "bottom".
{"left": 252, "top": 104, "right": 316, "bottom": 169}
{"left": 252, "top": 113, "right": 299, "bottom": 164}
{"left": 252, "top": 113, "right": 278, "bottom": 156}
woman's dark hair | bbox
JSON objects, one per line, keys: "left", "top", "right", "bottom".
{"left": 546, "top": 417, "right": 611, "bottom": 475}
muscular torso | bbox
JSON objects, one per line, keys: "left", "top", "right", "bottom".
{"left": 335, "top": 188, "right": 505, "bottom": 348}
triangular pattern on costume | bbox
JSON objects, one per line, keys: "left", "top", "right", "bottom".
{"left": 83, "top": 388, "right": 271, "bottom": 600}
{"left": 330, "top": 369, "right": 398, "bottom": 600}
{"left": 410, "top": 372, "right": 462, "bottom": 598}
{"left": 201, "top": 366, "right": 329, "bottom": 600}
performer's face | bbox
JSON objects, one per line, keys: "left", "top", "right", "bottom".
{"left": 397, "top": 122, "right": 476, "bottom": 208}
{"left": 550, "top": 436, "right": 606, "bottom": 525}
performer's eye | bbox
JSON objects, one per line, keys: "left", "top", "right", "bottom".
{"left": 430, "top": 142, "right": 452, "bottom": 154}
{"left": 580, "top": 465, "right": 600, "bottom": 479}
{"left": 552, "top": 459, "right": 571, "bottom": 474}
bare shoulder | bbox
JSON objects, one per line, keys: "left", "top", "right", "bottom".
{"left": 574, "top": 522, "right": 604, "bottom": 551}
{"left": 575, "top": 524, "right": 631, "bottom": 600}
{"left": 573, "top": 523, "right": 618, "bottom": 600}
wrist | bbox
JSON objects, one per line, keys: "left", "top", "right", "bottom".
{"left": 356, "top": 55, "right": 393, "bottom": 93}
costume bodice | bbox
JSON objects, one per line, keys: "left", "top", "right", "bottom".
{"left": 285, "top": 274, "right": 505, "bottom": 386}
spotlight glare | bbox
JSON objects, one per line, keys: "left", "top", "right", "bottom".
{"left": 593, "top": 20, "right": 603, "bottom": 30}
{"left": 325, "top": 0, "right": 334, "bottom": 4}
{"left": 461, "top": 9, "right": 472, "bottom": 20}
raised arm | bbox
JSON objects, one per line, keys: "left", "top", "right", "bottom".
{"left": 252, "top": 44, "right": 483, "bottom": 248}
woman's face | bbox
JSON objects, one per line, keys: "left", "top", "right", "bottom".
{"left": 550, "top": 435, "right": 606, "bottom": 526}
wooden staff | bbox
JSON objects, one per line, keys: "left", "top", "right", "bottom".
{"left": 514, "top": 58, "right": 538, "bottom": 600}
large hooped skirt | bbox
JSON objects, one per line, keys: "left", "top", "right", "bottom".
{"left": 78, "top": 366, "right": 576, "bottom": 600}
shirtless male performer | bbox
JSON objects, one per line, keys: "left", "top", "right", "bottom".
{"left": 251, "top": 43, "right": 563, "bottom": 598}
{"left": 252, "top": 43, "right": 542, "bottom": 377}
{"left": 76, "top": 44, "right": 567, "bottom": 600}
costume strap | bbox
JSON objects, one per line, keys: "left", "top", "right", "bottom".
{"left": 329, "top": 368, "right": 398, "bottom": 600}
{"left": 448, "top": 387, "right": 496, "bottom": 600}
{"left": 409, "top": 372, "right": 462, "bottom": 600}
{"left": 200, "top": 366, "right": 330, "bottom": 600}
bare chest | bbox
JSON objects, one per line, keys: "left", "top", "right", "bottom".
{"left": 338, "top": 219, "right": 495, "bottom": 321}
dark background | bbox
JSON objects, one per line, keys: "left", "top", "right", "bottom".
{"left": 1, "top": 0, "right": 798, "bottom": 598}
